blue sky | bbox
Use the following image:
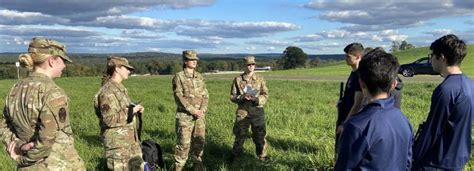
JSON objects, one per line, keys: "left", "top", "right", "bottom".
{"left": 0, "top": 0, "right": 473, "bottom": 54}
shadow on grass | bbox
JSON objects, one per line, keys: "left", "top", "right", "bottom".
{"left": 267, "top": 136, "right": 319, "bottom": 154}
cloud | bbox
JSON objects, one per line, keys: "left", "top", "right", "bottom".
{"left": 176, "top": 21, "right": 300, "bottom": 38}
{"left": 423, "top": 29, "right": 453, "bottom": 37}
{"left": 465, "top": 20, "right": 474, "bottom": 25}
{"left": 245, "top": 46, "right": 257, "bottom": 51}
{"left": 84, "top": 15, "right": 178, "bottom": 31}
{"left": 304, "top": 0, "right": 474, "bottom": 31}
{"left": 121, "top": 30, "right": 163, "bottom": 39}
{"left": 453, "top": 0, "right": 474, "bottom": 9}
{"left": 246, "top": 40, "right": 290, "bottom": 46}
{"left": 0, "top": 0, "right": 216, "bottom": 22}
{"left": 0, "top": 9, "right": 69, "bottom": 25}
{"left": 292, "top": 34, "right": 324, "bottom": 42}
{"left": 0, "top": 25, "right": 101, "bottom": 38}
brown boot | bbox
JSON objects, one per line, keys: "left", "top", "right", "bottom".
{"left": 192, "top": 162, "right": 204, "bottom": 171}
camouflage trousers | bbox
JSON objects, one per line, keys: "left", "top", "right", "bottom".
{"left": 103, "top": 127, "right": 143, "bottom": 171}
{"left": 18, "top": 132, "right": 86, "bottom": 171}
{"left": 232, "top": 107, "right": 268, "bottom": 158}
{"left": 174, "top": 112, "right": 205, "bottom": 167}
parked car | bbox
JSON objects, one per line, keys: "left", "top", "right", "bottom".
{"left": 398, "top": 57, "right": 439, "bottom": 77}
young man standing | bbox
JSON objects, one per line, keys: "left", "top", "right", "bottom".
{"left": 335, "top": 49, "right": 413, "bottom": 170}
{"left": 335, "top": 43, "right": 365, "bottom": 155}
{"left": 412, "top": 34, "right": 473, "bottom": 170}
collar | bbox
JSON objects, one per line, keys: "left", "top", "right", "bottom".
{"left": 109, "top": 80, "right": 127, "bottom": 92}
{"left": 366, "top": 96, "right": 395, "bottom": 109}
{"left": 30, "top": 72, "right": 52, "bottom": 81}
{"left": 184, "top": 69, "right": 196, "bottom": 78}
{"left": 241, "top": 72, "right": 257, "bottom": 81}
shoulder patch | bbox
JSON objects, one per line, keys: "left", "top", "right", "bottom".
{"left": 101, "top": 104, "right": 110, "bottom": 113}
{"left": 49, "top": 96, "right": 67, "bottom": 107}
{"left": 58, "top": 107, "right": 67, "bottom": 123}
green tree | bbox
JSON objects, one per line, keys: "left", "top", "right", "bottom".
{"left": 278, "top": 46, "right": 308, "bottom": 69}
{"left": 391, "top": 40, "right": 415, "bottom": 52}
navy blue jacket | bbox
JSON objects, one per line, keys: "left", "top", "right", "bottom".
{"left": 412, "top": 74, "right": 474, "bottom": 169}
{"left": 337, "top": 71, "right": 361, "bottom": 125}
{"left": 335, "top": 97, "right": 413, "bottom": 171}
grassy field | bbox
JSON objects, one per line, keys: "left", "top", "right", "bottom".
{"left": 264, "top": 45, "right": 474, "bottom": 77}
{"left": 1, "top": 75, "right": 472, "bottom": 170}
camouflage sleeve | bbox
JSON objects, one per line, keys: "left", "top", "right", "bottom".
{"left": 172, "top": 75, "right": 198, "bottom": 115}
{"left": 230, "top": 77, "right": 243, "bottom": 104}
{"left": 200, "top": 77, "right": 209, "bottom": 113}
{"left": 18, "top": 89, "right": 66, "bottom": 166}
{"left": 98, "top": 93, "right": 127, "bottom": 127}
{"left": 256, "top": 76, "right": 269, "bottom": 106}
{"left": 0, "top": 105, "right": 15, "bottom": 146}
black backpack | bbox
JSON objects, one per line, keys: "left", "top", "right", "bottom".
{"left": 142, "top": 139, "right": 165, "bottom": 170}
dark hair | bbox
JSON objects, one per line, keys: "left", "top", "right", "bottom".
{"left": 344, "top": 43, "right": 364, "bottom": 54}
{"left": 358, "top": 48, "right": 400, "bottom": 96}
{"left": 430, "top": 34, "right": 467, "bottom": 66}
{"left": 101, "top": 63, "right": 116, "bottom": 86}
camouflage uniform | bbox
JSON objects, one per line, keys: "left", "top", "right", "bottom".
{"left": 94, "top": 57, "right": 143, "bottom": 171}
{"left": 230, "top": 56, "right": 269, "bottom": 159}
{"left": 0, "top": 37, "right": 85, "bottom": 171}
{"left": 1, "top": 72, "right": 85, "bottom": 170}
{"left": 172, "top": 50, "right": 209, "bottom": 168}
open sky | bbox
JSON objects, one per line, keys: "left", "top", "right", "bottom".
{"left": 0, "top": 0, "right": 473, "bottom": 54}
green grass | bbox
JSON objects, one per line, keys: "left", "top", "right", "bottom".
{"left": 1, "top": 75, "right": 472, "bottom": 170}
{"left": 263, "top": 45, "right": 474, "bottom": 77}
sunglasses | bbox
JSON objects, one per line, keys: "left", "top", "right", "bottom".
{"left": 247, "top": 63, "right": 255, "bottom": 66}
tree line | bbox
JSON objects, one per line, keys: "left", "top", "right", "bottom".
{"left": 2, "top": 43, "right": 414, "bottom": 79}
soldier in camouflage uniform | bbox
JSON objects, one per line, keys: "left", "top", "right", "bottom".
{"left": 0, "top": 37, "right": 85, "bottom": 170}
{"left": 230, "top": 56, "right": 269, "bottom": 161}
{"left": 172, "top": 50, "right": 208, "bottom": 171}
{"left": 94, "top": 56, "right": 145, "bottom": 170}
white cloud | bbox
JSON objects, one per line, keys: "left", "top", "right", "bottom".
{"left": 147, "top": 47, "right": 161, "bottom": 52}
{"left": 247, "top": 40, "right": 290, "bottom": 46}
{"left": 423, "top": 29, "right": 453, "bottom": 37}
{"left": 86, "top": 15, "right": 178, "bottom": 31}
{"left": 305, "top": 0, "right": 474, "bottom": 31}
{"left": 293, "top": 34, "right": 323, "bottom": 42}
{"left": 0, "top": 25, "right": 101, "bottom": 37}
{"left": 0, "top": 0, "right": 216, "bottom": 22}
{"left": 246, "top": 46, "right": 257, "bottom": 51}
{"left": 176, "top": 21, "right": 299, "bottom": 38}
{"left": 0, "top": 9, "right": 69, "bottom": 25}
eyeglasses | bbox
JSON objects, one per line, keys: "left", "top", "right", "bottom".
{"left": 247, "top": 63, "right": 255, "bottom": 66}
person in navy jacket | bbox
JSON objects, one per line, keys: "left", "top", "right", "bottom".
{"left": 412, "top": 34, "right": 474, "bottom": 171}
{"left": 335, "top": 48, "right": 413, "bottom": 170}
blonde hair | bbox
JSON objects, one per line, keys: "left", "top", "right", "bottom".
{"left": 18, "top": 53, "right": 55, "bottom": 71}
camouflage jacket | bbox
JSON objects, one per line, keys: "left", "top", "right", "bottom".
{"left": 172, "top": 69, "right": 209, "bottom": 115}
{"left": 94, "top": 81, "right": 138, "bottom": 136}
{"left": 230, "top": 72, "right": 269, "bottom": 108}
{"left": 1, "top": 72, "right": 75, "bottom": 166}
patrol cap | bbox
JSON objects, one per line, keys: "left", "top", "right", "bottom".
{"left": 107, "top": 56, "right": 135, "bottom": 71}
{"left": 244, "top": 56, "right": 256, "bottom": 65}
{"left": 28, "top": 37, "right": 72, "bottom": 63}
{"left": 182, "top": 50, "right": 199, "bottom": 60}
